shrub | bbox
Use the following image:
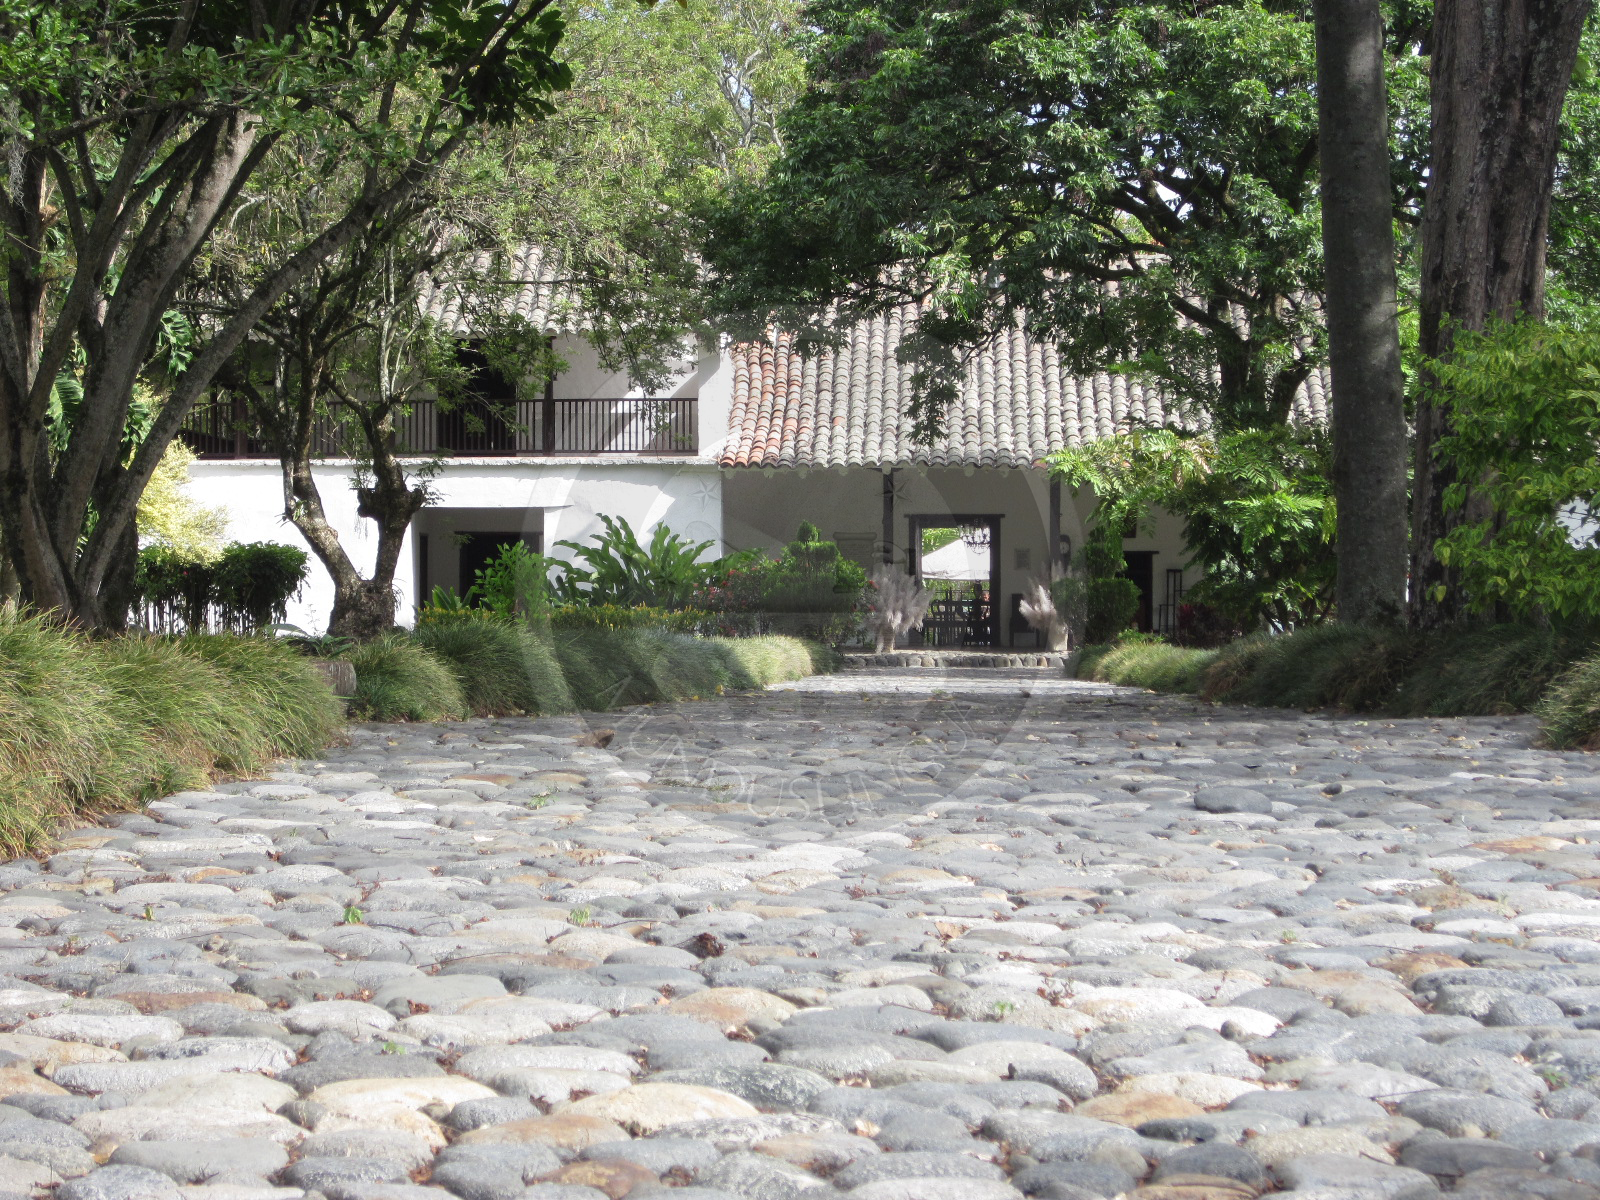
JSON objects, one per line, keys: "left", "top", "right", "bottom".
{"left": 411, "top": 617, "right": 577, "bottom": 717}
{"left": 0, "top": 611, "right": 342, "bottom": 854}
{"left": 1052, "top": 426, "right": 1336, "bottom": 631}
{"left": 1084, "top": 578, "right": 1141, "bottom": 644}
{"left": 551, "top": 630, "right": 641, "bottom": 711}
{"left": 1392, "top": 625, "right": 1580, "bottom": 717}
{"left": 1430, "top": 320, "right": 1600, "bottom": 622}
{"left": 1538, "top": 654, "right": 1600, "bottom": 749}
{"left": 554, "top": 515, "right": 719, "bottom": 608}
{"left": 1086, "top": 641, "right": 1217, "bottom": 693}
{"left": 171, "top": 634, "right": 343, "bottom": 757}
{"left": 1072, "top": 642, "right": 1116, "bottom": 679}
{"left": 1198, "top": 633, "right": 1276, "bottom": 702}
{"left": 346, "top": 637, "right": 467, "bottom": 721}
{"left": 413, "top": 618, "right": 532, "bottom": 716}
{"left": 547, "top": 604, "right": 713, "bottom": 634}
{"left": 0, "top": 611, "right": 128, "bottom": 848}
{"left": 517, "top": 631, "right": 576, "bottom": 716}
{"left": 549, "top": 628, "right": 828, "bottom": 712}
{"left": 210, "top": 543, "right": 311, "bottom": 631}
{"left": 135, "top": 541, "right": 309, "bottom": 633}
{"left": 1213, "top": 624, "right": 1409, "bottom": 710}
{"left": 693, "top": 524, "right": 867, "bottom": 643}
{"left": 632, "top": 628, "right": 741, "bottom": 698}
{"left": 468, "top": 541, "right": 555, "bottom": 620}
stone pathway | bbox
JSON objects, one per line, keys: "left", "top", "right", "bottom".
{"left": 4, "top": 670, "right": 1600, "bottom": 1200}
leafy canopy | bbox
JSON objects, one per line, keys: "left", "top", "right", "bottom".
{"left": 1432, "top": 320, "right": 1600, "bottom": 626}
{"left": 1052, "top": 426, "right": 1335, "bottom": 630}
{"left": 0, "top": 0, "right": 572, "bottom": 624}
{"left": 705, "top": 0, "right": 1429, "bottom": 436}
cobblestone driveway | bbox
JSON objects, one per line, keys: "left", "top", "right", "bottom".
{"left": 4, "top": 670, "right": 1600, "bottom": 1200}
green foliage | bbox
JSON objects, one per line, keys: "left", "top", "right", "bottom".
{"left": 137, "top": 442, "right": 227, "bottom": 562}
{"left": 411, "top": 619, "right": 575, "bottom": 716}
{"left": 135, "top": 542, "right": 309, "bottom": 634}
{"left": 695, "top": 523, "right": 868, "bottom": 641}
{"left": 1204, "top": 624, "right": 1414, "bottom": 710}
{"left": 167, "top": 634, "right": 345, "bottom": 760}
{"left": 135, "top": 547, "right": 218, "bottom": 634}
{"left": 424, "top": 586, "right": 473, "bottom": 615}
{"left": 211, "top": 544, "right": 311, "bottom": 632}
{"left": 1092, "top": 622, "right": 1585, "bottom": 719}
{"left": 1072, "top": 642, "right": 1117, "bottom": 680}
{"left": 0, "top": 0, "right": 579, "bottom": 628}
{"left": 1549, "top": 17, "right": 1600, "bottom": 324}
{"left": 345, "top": 637, "right": 468, "bottom": 722}
{"left": 0, "top": 611, "right": 341, "bottom": 854}
{"left": 1053, "top": 426, "right": 1335, "bottom": 631}
{"left": 705, "top": 0, "right": 1431, "bottom": 435}
{"left": 271, "top": 625, "right": 357, "bottom": 659}
{"left": 1430, "top": 320, "right": 1600, "bottom": 623}
{"left": 549, "top": 628, "right": 827, "bottom": 711}
{"left": 548, "top": 605, "right": 713, "bottom": 634}
{"left": 1081, "top": 641, "right": 1219, "bottom": 693}
{"left": 1392, "top": 626, "right": 1581, "bottom": 717}
{"left": 765, "top": 524, "right": 868, "bottom": 621}
{"left": 554, "top": 516, "right": 718, "bottom": 608}
{"left": 470, "top": 542, "right": 556, "bottom": 621}
{"left": 1538, "top": 653, "right": 1600, "bottom": 750}
{"left": 1085, "top": 579, "right": 1142, "bottom": 645}
{"left": 719, "top": 635, "right": 838, "bottom": 682}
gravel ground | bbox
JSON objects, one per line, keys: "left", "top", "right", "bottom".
{"left": 3, "top": 669, "right": 1600, "bottom": 1200}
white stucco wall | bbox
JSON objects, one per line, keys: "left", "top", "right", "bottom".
{"left": 186, "top": 458, "right": 724, "bottom": 632}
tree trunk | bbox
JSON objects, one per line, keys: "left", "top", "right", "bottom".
{"left": 1409, "top": 0, "right": 1590, "bottom": 628}
{"left": 328, "top": 579, "right": 404, "bottom": 642}
{"left": 278, "top": 436, "right": 424, "bottom": 641}
{"left": 95, "top": 522, "right": 140, "bottom": 635}
{"left": 1315, "top": 0, "right": 1408, "bottom": 626}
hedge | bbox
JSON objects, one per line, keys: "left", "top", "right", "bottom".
{"left": 346, "top": 618, "right": 834, "bottom": 722}
{"left": 1074, "top": 622, "right": 1599, "bottom": 746}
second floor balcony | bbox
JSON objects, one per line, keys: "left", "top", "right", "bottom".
{"left": 181, "top": 395, "right": 699, "bottom": 460}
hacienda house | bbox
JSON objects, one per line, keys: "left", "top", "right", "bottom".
{"left": 180, "top": 276, "right": 1331, "bottom": 646}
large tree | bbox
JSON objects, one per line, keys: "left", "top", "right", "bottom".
{"left": 207, "top": 0, "right": 804, "bottom": 637}
{"left": 1315, "top": 0, "right": 1408, "bottom": 625}
{"left": 0, "top": 0, "right": 569, "bottom": 630}
{"left": 1409, "top": 0, "right": 1592, "bottom": 627}
{"left": 705, "top": 0, "right": 1429, "bottom": 438}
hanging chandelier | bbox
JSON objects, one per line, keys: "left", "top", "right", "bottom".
{"left": 960, "top": 523, "right": 991, "bottom": 550}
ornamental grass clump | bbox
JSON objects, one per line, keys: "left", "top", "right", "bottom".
{"left": 1538, "top": 654, "right": 1600, "bottom": 749}
{"left": 345, "top": 636, "right": 467, "bottom": 722}
{"left": 1393, "top": 625, "right": 1580, "bottom": 717}
{"left": 1085, "top": 640, "right": 1217, "bottom": 693}
{"left": 412, "top": 615, "right": 577, "bottom": 716}
{"left": 0, "top": 609, "right": 342, "bottom": 854}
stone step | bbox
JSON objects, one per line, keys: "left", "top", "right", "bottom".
{"left": 840, "top": 651, "right": 1069, "bottom": 669}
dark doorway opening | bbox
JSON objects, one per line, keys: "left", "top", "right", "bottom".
{"left": 458, "top": 531, "right": 541, "bottom": 598}
{"left": 908, "top": 514, "right": 1001, "bottom": 647}
{"left": 1122, "top": 549, "right": 1156, "bottom": 633}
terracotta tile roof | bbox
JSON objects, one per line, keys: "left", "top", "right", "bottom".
{"left": 419, "top": 246, "right": 579, "bottom": 334}
{"left": 720, "top": 309, "right": 1330, "bottom": 469}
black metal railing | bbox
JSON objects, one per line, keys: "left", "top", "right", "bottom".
{"left": 180, "top": 397, "right": 698, "bottom": 459}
